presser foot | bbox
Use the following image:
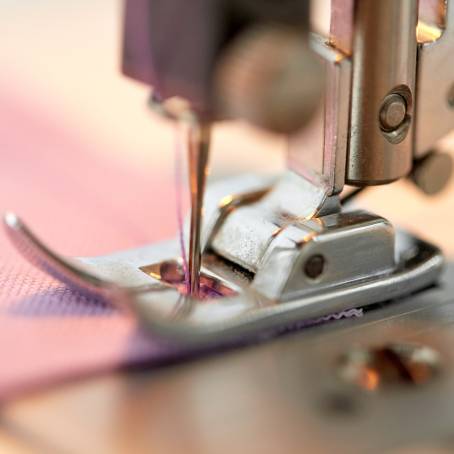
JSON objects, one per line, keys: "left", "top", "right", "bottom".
{"left": 3, "top": 175, "right": 444, "bottom": 346}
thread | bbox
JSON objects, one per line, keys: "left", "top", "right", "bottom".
{"left": 174, "top": 123, "right": 190, "bottom": 294}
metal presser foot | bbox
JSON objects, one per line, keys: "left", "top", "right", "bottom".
{"left": 3, "top": 171, "right": 443, "bottom": 346}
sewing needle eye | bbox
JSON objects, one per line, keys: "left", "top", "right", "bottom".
{"left": 187, "top": 121, "right": 211, "bottom": 297}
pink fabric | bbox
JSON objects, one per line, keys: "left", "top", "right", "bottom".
{"left": 0, "top": 86, "right": 178, "bottom": 399}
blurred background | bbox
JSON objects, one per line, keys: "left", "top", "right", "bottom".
{"left": 0, "top": 0, "right": 286, "bottom": 182}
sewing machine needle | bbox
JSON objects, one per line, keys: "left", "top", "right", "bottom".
{"left": 187, "top": 122, "right": 211, "bottom": 297}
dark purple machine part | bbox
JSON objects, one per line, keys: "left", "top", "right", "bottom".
{"left": 122, "top": 0, "right": 310, "bottom": 118}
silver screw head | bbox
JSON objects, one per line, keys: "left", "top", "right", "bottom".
{"left": 304, "top": 254, "right": 325, "bottom": 279}
{"left": 379, "top": 93, "right": 407, "bottom": 132}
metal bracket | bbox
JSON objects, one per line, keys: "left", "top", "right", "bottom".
{"left": 3, "top": 174, "right": 443, "bottom": 346}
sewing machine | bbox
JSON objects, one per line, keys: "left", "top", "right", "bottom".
{"left": 4, "top": 0, "right": 453, "bottom": 344}
{"left": 3, "top": 1, "right": 454, "bottom": 452}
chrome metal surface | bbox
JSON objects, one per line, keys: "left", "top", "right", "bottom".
{"left": 252, "top": 211, "right": 395, "bottom": 301}
{"left": 200, "top": 174, "right": 274, "bottom": 252}
{"left": 5, "top": 0, "right": 454, "bottom": 355}
{"left": 3, "top": 203, "right": 443, "bottom": 347}
{"left": 347, "top": 0, "right": 418, "bottom": 185}
{"left": 288, "top": 33, "right": 351, "bottom": 195}
{"left": 379, "top": 93, "right": 408, "bottom": 132}
{"left": 209, "top": 171, "right": 337, "bottom": 273}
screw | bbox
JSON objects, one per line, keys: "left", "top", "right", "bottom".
{"left": 379, "top": 93, "right": 407, "bottom": 132}
{"left": 304, "top": 254, "right": 325, "bottom": 279}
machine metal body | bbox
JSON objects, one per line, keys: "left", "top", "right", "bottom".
{"left": 3, "top": 0, "right": 454, "bottom": 346}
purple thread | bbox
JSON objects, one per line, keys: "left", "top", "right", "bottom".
{"left": 174, "top": 125, "right": 190, "bottom": 294}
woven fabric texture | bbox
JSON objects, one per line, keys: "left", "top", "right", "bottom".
{"left": 0, "top": 86, "right": 180, "bottom": 398}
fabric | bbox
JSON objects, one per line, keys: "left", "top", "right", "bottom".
{"left": 0, "top": 86, "right": 178, "bottom": 399}
{"left": 0, "top": 86, "right": 361, "bottom": 400}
